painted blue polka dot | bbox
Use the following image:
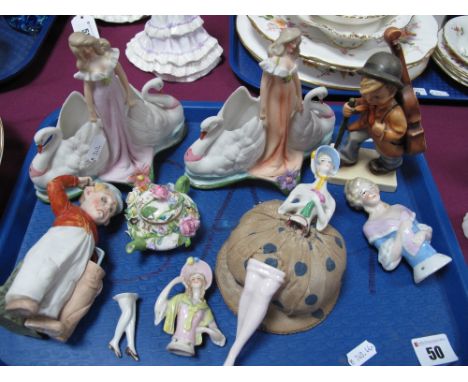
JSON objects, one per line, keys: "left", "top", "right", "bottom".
{"left": 311, "top": 309, "right": 324, "bottom": 319}
{"left": 305, "top": 294, "right": 318, "bottom": 305}
{"left": 326, "top": 257, "right": 336, "bottom": 272}
{"left": 292, "top": 198, "right": 300, "bottom": 203}
{"left": 278, "top": 227, "right": 285, "bottom": 233}
{"left": 263, "top": 243, "right": 277, "bottom": 254}
{"left": 265, "top": 258, "right": 278, "bottom": 268}
{"left": 272, "top": 300, "right": 284, "bottom": 309}
{"left": 295, "top": 262, "right": 308, "bottom": 276}
{"left": 335, "top": 236, "right": 343, "bottom": 248}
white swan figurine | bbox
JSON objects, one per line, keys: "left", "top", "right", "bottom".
{"left": 30, "top": 78, "right": 186, "bottom": 200}
{"left": 29, "top": 91, "right": 110, "bottom": 194}
{"left": 184, "top": 87, "right": 265, "bottom": 178}
{"left": 288, "top": 86, "right": 335, "bottom": 152}
{"left": 127, "top": 77, "right": 185, "bottom": 149}
{"left": 184, "top": 86, "right": 336, "bottom": 190}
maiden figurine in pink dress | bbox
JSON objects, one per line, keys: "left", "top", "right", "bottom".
{"left": 154, "top": 257, "right": 225, "bottom": 357}
{"left": 249, "top": 27, "right": 304, "bottom": 180}
{"left": 69, "top": 32, "right": 154, "bottom": 184}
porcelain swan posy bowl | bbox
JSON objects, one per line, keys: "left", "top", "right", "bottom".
{"left": 184, "top": 86, "right": 335, "bottom": 192}
{"left": 184, "top": 86, "right": 265, "bottom": 182}
{"left": 29, "top": 92, "right": 110, "bottom": 201}
{"left": 30, "top": 77, "right": 186, "bottom": 202}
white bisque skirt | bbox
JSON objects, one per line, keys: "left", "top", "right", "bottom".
{"left": 6, "top": 226, "right": 94, "bottom": 318}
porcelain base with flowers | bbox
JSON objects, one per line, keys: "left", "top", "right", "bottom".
{"left": 125, "top": 175, "right": 200, "bottom": 253}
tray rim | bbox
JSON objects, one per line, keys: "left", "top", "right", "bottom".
{"left": 0, "top": 101, "right": 466, "bottom": 366}
{"left": 0, "top": 16, "right": 57, "bottom": 83}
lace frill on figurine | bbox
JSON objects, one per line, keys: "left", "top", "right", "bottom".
{"left": 126, "top": 15, "right": 223, "bottom": 82}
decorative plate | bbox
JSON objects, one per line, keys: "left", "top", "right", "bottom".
{"left": 443, "top": 16, "right": 468, "bottom": 65}
{"left": 319, "top": 15, "right": 387, "bottom": 26}
{"left": 237, "top": 16, "right": 432, "bottom": 90}
{"left": 247, "top": 15, "right": 438, "bottom": 71}
{"left": 296, "top": 15, "right": 412, "bottom": 48}
{"left": 93, "top": 16, "right": 146, "bottom": 24}
{"left": 433, "top": 29, "right": 468, "bottom": 87}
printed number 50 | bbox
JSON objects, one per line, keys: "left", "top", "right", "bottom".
{"left": 426, "top": 346, "right": 445, "bottom": 360}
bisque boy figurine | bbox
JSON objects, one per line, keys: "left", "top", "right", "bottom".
{"left": 154, "top": 257, "right": 225, "bottom": 357}
{"left": 345, "top": 177, "right": 451, "bottom": 283}
{"left": 338, "top": 52, "right": 407, "bottom": 175}
{"left": 3, "top": 175, "right": 123, "bottom": 335}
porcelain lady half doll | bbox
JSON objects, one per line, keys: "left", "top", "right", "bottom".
{"left": 154, "top": 257, "right": 225, "bottom": 357}
{"left": 344, "top": 177, "right": 451, "bottom": 283}
{"left": 249, "top": 27, "right": 304, "bottom": 180}
{"left": 69, "top": 32, "right": 154, "bottom": 184}
{"left": 278, "top": 145, "right": 340, "bottom": 234}
{"left": 217, "top": 197, "right": 346, "bottom": 366}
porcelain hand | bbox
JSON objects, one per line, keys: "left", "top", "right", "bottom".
{"left": 196, "top": 326, "right": 226, "bottom": 347}
{"left": 78, "top": 176, "right": 94, "bottom": 188}
{"left": 154, "top": 276, "right": 183, "bottom": 325}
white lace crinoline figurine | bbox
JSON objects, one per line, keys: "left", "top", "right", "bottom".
{"left": 126, "top": 15, "right": 223, "bottom": 82}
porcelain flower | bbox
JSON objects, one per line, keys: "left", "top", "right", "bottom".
{"left": 150, "top": 185, "right": 170, "bottom": 201}
{"left": 146, "top": 239, "right": 158, "bottom": 250}
{"left": 155, "top": 224, "right": 169, "bottom": 235}
{"left": 277, "top": 170, "right": 299, "bottom": 191}
{"left": 179, "top": 216, "right": 200, "bottom": 237}
{"left": 129, "top": 165, "right": 151, "bottom": 191}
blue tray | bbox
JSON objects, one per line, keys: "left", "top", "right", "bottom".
{"left": 0, "top": 16, "right": 57, "bottom": 84}
{"left": 0, "top": 102, "right": 467, "bottom": 365}
{"left": 229, "top": 16, "right": 468, "bottom": 102}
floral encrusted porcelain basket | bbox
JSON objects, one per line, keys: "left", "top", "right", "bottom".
{"left": 125, "top": 175, "right": 200, "bottom": 253}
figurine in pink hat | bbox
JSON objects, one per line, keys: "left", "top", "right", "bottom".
{"left": 154, "top": 257, "right": 225, "bottom": 357}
